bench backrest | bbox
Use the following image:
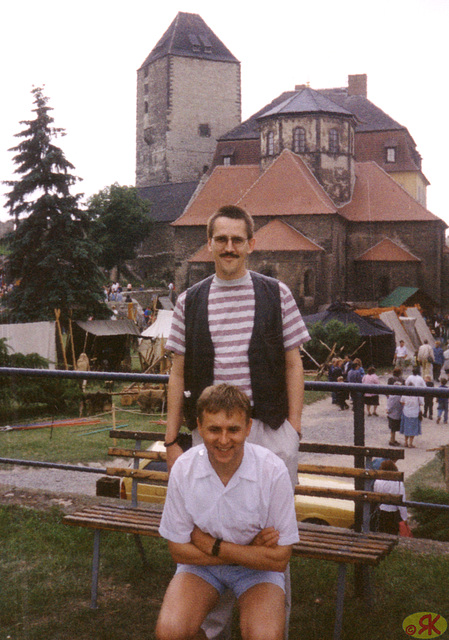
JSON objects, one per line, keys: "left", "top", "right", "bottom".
{"left": 106, "top": 430, "right": 404, "bottom": 529}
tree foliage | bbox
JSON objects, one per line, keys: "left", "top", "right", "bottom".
{"left": 0, "top": 338, "right": 82, "bottom": 413}
{"left": 3, "top": 87, "right": 109, "bottom": 322}
{"left": 87, "top": 183, "right": 152, "bottom": 279}
{"left": 306, "top": 320, "right": 362, "bottom": 364}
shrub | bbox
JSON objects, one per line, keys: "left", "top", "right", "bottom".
{"left": 0, "top": 338, "right": 82, "bottom": 415}
{"left": 305, "top": 320, "right": 362, "bottom": 365}
{"left": 409, "top": 485, "right": 449, "bottom": 541}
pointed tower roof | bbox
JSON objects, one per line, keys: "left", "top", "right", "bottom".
{"left": 237, "top": 149, "right": 337, "bottom": 216}
{"left": 339, "top": 162, "right": 441, "bottom": 223}
{"left": 258, "top": 87, "right": 354, "bottom": 119}
{"left": 253, "top": 220, "right": 324, "bottom": 251}
{"left": 355, "top": 238, "right": 421, "bottom": 262}
{"left": 140, "top": 12, "right": 239, "bottom": 67}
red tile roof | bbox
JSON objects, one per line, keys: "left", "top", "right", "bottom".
{"left": 238, "top": 149, "right": 337, "bottom": 216}
{"left": 339, "top": 162, "right": 440, "bottom": 222}
{"left": 355, "top": 238, "right": 421, "bottom": 262}
{"left": 252, "top": 219, "right": 324, "bottom": 251}
{"left": 188, "top": 244, "right": 214, "bottom": 262}
{"left": 172, "top": 166, "right": 260, "bottom": 226}
{"left": 188, "top": 219, "right": 324, "bottom": 262}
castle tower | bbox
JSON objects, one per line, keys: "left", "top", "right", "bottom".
{"left": 136, "top": 12, "right": 241, "bottom": 188}
{"left": 257, "top": 87, "right": 357, "bottom": 205}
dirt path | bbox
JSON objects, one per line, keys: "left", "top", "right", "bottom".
{"left": 1, "top": 376, "right": 448, "bottom": 500}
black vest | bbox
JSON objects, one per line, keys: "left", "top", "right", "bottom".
{"left": 183, "top": 272, "right": 288, "bottom": 430}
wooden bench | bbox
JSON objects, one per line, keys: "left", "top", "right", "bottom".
{"left": 63, "top": 431, "right": 402, "bottom": 640}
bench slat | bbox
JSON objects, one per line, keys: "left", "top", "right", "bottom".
{"left": 296, "top": 464, "right": 403, "bottom": 481}
{"left": 63, "top": 505, "right": 397, "bottom": 567}
{"left": 295, "top": 486, "right": 403, "bottom": 505}
{"left": 299, "top": 442, "right": 404, "bottom": 459}
{"left": 106, "top": 467, "right": 169, "bottom": 482}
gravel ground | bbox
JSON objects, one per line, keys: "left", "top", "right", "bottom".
{"left": 1, "top": 374, "right": 449, "bottom": 499}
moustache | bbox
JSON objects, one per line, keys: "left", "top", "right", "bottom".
{"left": 220, "top": 252, "right": 239, "bottom": 259}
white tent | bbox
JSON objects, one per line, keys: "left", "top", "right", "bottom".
{"left": 0, "top": 321, "right": 57, "bottom": 369}
{"left": 139, "top": 310, "right": 173, "bottom": 369}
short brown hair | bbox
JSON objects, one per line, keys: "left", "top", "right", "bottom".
{"left": 197, "top": 384, "right": 252, "bottom": 423}
{"left": 380, "top": 459, "right": 398, "bottom": 471}
{"left": 206, "top": 205, "right": 254, "bottom": 240}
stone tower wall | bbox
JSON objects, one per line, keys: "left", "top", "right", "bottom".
{"left": 136, "top": 55, "right": 241, "bottom": 188}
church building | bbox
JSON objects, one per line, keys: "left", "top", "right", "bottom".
{"left": 135, "top": 12, "right": 448, "bottom": 313}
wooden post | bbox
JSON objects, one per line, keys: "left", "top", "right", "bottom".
{"left": 69, "top": 315, "right": 76, "bottom": 370}
{"left": 54, "top": 309, "right": 68, "bottom": 370}
{"left": 445, "top": 445, "right": 449, "bottom": 492}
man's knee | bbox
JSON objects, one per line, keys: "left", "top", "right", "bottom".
{"left": 240, "top": 618, "right": 284, "bottom": 640}
{"left": 156, "top": 616, "right": 200, "bottom": 640}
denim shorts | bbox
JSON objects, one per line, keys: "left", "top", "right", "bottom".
{"left": 175, "top": 564, "right": 285, "bottom": 599}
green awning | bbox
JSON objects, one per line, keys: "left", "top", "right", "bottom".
{"left": 379, "top": 287, "right": 419, "bottom": 308}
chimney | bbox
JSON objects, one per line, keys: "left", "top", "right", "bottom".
{"left": 348, "top": 74, "right": 367, "bottom": 97}
{"left": 295, "top": 84, "right": 307, "bottom": 91}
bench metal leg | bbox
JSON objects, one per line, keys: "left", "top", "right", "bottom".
{"left": 90, "top": 530, "right": 101, "bottom": 609}
{"left": 133, "top": 534, "right": 149, "bottom": 567}
{"left": 333, "top": 564, "right": 347, "bottom": 640}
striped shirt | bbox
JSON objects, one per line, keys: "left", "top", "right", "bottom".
{"left": 166, "top": 272, "right": 309, "bottom": 403}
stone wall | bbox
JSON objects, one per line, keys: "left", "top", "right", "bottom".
{"left": 259, "top": 114, "right": 355, "bottom": 205}
{"left": 345, "top": 220, "right": 444, "bottom": 304}
{"left": 136, "top": 55, "right": 241, "bottom": 188}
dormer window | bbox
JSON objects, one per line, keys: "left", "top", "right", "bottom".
{"left": 267, "top": 131, "right": 275, "bottom": 156}
{"left": 329, "top": 129, "right": 339, "bottom": 154}
{"left": 188, "top": 34, "right": 201, "bottom": 53}
{"left": 293, "top": 127, "right": 306, "bottom": 154}
{"left": 386, "top": 147, "right": 397, "bottom": 163}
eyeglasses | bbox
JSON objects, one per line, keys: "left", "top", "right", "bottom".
{"left": 212, "top": 235, "right": 248, "bottom": 248}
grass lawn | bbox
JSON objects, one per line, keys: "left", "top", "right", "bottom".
{"left": 1, "top": 503, "right": 448, "bottom": 640}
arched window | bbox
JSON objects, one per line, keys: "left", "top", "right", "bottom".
{"left": 293, "top": 127, "right": 306, "bottom": 153}
{"left": 304, "top": 269, "right": 315, "bottom": 297}
{"left": 267, "top": 131, "right": 274, "bottom": 156}
{"left": 329, "top": 129, "right": 339, "bottom": 154}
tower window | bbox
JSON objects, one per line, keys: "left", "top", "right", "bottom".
{"left": 199, "top": 124, "right": 211, "bottom": 137}
{"left": 267, "top": 131, "right": 274, "bottom": 156}
{"left": 329, "top": 129, "right": 339, "bottom": 154}
{"left": 386, "top": 147, "right": 397, "bottom": 163}
{"left": 144, "top": 101, "right": 149, "bottom": 114}
{"left": 144, "top": 84, "right": 149, "bottom": 95}
{"left": 293, "top": 127, "right": 306, "bottom": 153}
{"left": 144, "top": 66, "right": 149, "bottom": 78}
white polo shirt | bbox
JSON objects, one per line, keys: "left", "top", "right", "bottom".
{"left": 159, "top": 442, "right": 299, "bottom": 547}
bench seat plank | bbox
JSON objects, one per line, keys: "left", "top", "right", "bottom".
{"left": 63, "top": 505, "right": 397, "bottom": 566}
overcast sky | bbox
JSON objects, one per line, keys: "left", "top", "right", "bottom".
{"left": 1, "top": 0, "right": 448, "bottom": 225}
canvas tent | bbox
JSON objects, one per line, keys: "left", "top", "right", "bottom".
{"left": 303, "top": 302, "right": 395, "bottom": 366}
{"left": 0, "top": 321, "right": 57, "bottom": 368}
{"left": 139, "top": 310, "right": 173, "bottom": 370}
{"left": 71, "top": 319, "right": 140, "bottom": 371}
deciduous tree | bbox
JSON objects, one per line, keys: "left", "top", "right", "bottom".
{"left": 87, "top": 183, "right": 152, "bottom": 280}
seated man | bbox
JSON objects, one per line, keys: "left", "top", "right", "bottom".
{"left": 156, "top": 384, "right": 299, "bottom": 640}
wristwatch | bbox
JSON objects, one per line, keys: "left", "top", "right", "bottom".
{"left": 211, "top": 537, "right": 223, "bottom": 557}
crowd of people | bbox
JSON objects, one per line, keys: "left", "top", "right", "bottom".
{"left": 327, "top": 340, "right": 449, "bottom": 451}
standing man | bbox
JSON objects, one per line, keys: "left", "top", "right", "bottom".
{"left": 165, "top": 204, "right": 310, "bottom": 638}
{"left": 417, "top": 339, "right": 434, "bottom": 379}
{"left": 393, "top": 340, "right": 408, "bottom": 370}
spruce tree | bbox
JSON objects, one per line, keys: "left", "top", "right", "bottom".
{"left": 4, "top": 86, "right": 110, "bottom": 322}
